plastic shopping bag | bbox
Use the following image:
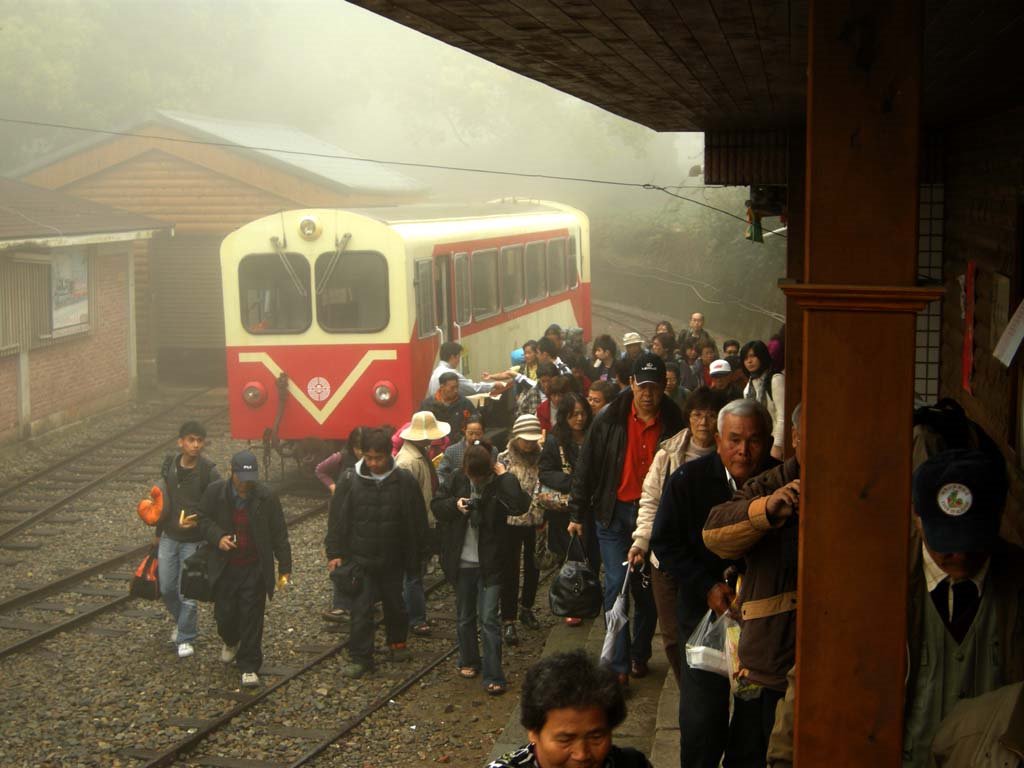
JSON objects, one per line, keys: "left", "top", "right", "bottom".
{"left": 684, "top": 610, "right": 731, "bottom": 677}
{"left": 724, "top": 620, "right": 764, "bottom": 700}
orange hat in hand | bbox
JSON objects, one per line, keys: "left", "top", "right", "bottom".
{"left": 137, "top": 485, "right": 163, "bottom": 526}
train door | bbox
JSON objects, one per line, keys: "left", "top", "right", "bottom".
{"left": 433, "top": 253, "right": 454, "bottom": 342}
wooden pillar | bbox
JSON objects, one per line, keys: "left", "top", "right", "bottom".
{"left": 785, "top": 1, "right": 942, "bottom": 764}
{"left": 783, "top": 128, "right": 805, "bottom": 455}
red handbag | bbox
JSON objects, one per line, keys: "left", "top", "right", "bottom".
{"left": 129, "top": 547, "right": 160, "bottom": 600}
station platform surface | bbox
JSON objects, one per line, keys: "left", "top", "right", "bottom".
{"left": 488, "top": 614, "right": 681, "bottom": 766}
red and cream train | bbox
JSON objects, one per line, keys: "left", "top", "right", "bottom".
{"left": 221, "top": 200, "right": 591, "bottom": 441}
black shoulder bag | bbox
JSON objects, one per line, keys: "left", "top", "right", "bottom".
{"left": 548, "top": 533, "right": 602, "bottom": 618}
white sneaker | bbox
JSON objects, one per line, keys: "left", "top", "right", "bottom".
{"left": 241, "top": 672, "right": 259, "bottom": 687}
{"left": 220, "top": 642, "right": 239, "bottom": 663}
{"left": 177, "top": 642, "right": 194, "bottom": 659}
{"left": 170, "top": 627, "right": 178, "bottom": 643}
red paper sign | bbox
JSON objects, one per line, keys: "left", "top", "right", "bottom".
{"left": 962, "top": 260, "right": 976, "bottom": 394}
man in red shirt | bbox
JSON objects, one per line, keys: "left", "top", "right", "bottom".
{"left": 568, "top": 353, "right": 685, "bottom": 683}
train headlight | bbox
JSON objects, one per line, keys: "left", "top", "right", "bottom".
{"left": 298, "top": 215, "right": 321, "bottom": 241}
{"left": 242, "top": 381, "right": 267, "bottom": 407}
{"left": 372, "top": 380, "right": 397, "bottom": 406}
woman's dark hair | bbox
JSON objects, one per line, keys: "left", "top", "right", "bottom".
{"left": 683, "top": 386, "right": 726, "bottom": 423}
{"left": 536, "top": 361, "right": 559, "bottom": 379}
{"left": 464, "top": 413, "right": 485, "bottom": 431}
{"left": 537, "top": 337, "right": 559, "bottom": 357}
{"left": 520, "top": 649, "right": 626, "bottom": 733}
{"left": 592, "top": 334, "right": 617, "bottom": 359}
{"left": 523, "top": 339, "right": 538, "bottom": 353}
{"left": 697, "top": 339, "right": 718, "bottom": 354}
{"left": 463, "top": 441, "right": 495, "bottom": 477}
{"left": 548, "top": 375, "right": 575, "bottom": 398}
{"left": 342, "top": 426, "right": 369, "bottom": 465}
{"left": 553, "top": 392, "right": 592, "bottom": 447}
{"left": 740, "top": 340, "right": 772, "bottom": 378}
{"left": 665, "top": 361, "right": 681, "bottom": 376}
{"left": 655, "top": 320, "right": 676, "bottom": 338}
{"left": 652, "top": 332, "right": 677, "bottom": 356}
{"left": 361, "top": 428, "right": 392, "bottom": 455}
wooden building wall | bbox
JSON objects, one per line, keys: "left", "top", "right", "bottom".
{"left": 22, "top": 126, "right": 422, "bottom": 385}
{"left": 940, "top": 105, "right": 1024, "bottom": 545}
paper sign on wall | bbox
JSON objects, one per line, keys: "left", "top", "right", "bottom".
{"left": 993, "top": 300, "right": 1024, "bottom": 367}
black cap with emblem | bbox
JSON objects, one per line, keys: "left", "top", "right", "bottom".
{"left": 632, "top": 352, "right": 666, "bottom": 386}
{"left": 912, "top": 448, "right": 1006, "bottom": 553}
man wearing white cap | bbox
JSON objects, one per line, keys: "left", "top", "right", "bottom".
{"left": 708, "top": 359, "right": 743, "bottom": 402}
{"left": 621, "top": 331, "right": 645, "bottom": 363}
{"left": 497, "top": 414, "right": 546, "bottom": 643}
{"left": 396, "top": 411, "right": 451, "bottom": 636}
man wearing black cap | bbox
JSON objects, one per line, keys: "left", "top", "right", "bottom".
{"left": 568, "top": 352, "right": 684, "bottom": 684}
{"left": 902, "top": 448, "right": 1024, "bottom": 768}
{"left": 198, "top": 450, "right": 292, "bottom": 688}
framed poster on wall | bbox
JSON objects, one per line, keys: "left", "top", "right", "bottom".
{"left": 51, "top": 249, "right": 89, "bottom": 337}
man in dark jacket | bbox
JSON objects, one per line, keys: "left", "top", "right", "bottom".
{"left": 568, "top": 353, "right": 685, "bottom": 683}
{"left": 197, "top": 450, "right": 291, "bottom": 688}
{"left": 153, "top": 420, "right": 219, "bottom": 659}
{"left": 703, "top": 404, "right": 800, "bottom": 767}
{"left": 651, "top": 398, "right": 776, "bottom": 768}
{"left": 324, "top": 428, "right": 426, "bottom": 678}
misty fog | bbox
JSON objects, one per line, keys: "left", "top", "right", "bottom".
{"left": 0, "top": 0, "right": 786, "bottom": 342}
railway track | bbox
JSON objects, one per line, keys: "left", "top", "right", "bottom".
{"left": 0, "top": 392, "right": 227, "bottom": 546}
{"left": 124, "top": 567, "right": 558, "bottom": 768}
{"left": 0, "top": 500, "right": 328, "bottom": 662}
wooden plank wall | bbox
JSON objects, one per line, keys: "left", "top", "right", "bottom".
{"left": 940, "top": 105, "right": 1024, "bottom": 546}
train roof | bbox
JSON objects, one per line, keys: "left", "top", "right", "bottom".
{"left": 341, "top": 200, "right": 582, "bottom": 225}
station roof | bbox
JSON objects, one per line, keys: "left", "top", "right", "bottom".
{"left": 349, "top": 0, "right": 1024, "bottom": 132}
{"left": 0, "top": 177, "right": 168, "bottom": 249}
{"left": 15, "top": 110, "right": 427, "bottom": 197}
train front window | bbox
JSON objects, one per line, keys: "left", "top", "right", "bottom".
{"left": 239, "top": 252, "right": 311, "bottom": 334}
{"left": 315, "top": 251, "right": 389, "bottom": 333}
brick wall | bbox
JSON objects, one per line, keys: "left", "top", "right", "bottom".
{"left": 0, "top": 356, "right": 17, "bottom": 441}
{"left": 940, "top": 106, "right": 1024, "bottom": 545}
{"left": 26, "top": 243, "right": 134, "bottom": 430}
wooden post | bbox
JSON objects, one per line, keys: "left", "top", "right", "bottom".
{"left": 786, "top": 1, "right": 942, "bottom": 764}
{"left": 783, "top": 128, "right": 805, "bottom": 455}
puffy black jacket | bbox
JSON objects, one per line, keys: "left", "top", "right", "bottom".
{"left": 538, "top": 434, "right": 581, "bottom": 494}
{"left": 569, "top": 388, "right": 685, "bottom": 528}
{"left": 324, "top": 460, "right": 425, "bottom": 574}
{"left": 197, "top": 478, "right": 292, "bottom": 598}
{"left": 432, "top": 471, "right": 529, "bottom": 587}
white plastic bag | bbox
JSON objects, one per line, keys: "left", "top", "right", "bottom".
{"left": 684, "top": 610, "right": 731, "bottom": 677}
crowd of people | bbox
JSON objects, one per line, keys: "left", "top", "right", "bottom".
{"left": 143, "top": 311, "right": 1024, "bottom": 768}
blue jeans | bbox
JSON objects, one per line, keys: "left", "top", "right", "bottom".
{"left": 403, "top": 567, "right": 426, "bottom": 627}
{"left": 158, "top": 536, "right": 200, "bottom": 644}
{"left": 596, "top": 500, "right": 657, "bottom": 675}
{"left": 455, "top": 567, "right": 505, "bottom": 687}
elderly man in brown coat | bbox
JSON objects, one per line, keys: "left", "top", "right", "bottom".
{"left": 702, "top": 403, "right": 802, "bottom": 767}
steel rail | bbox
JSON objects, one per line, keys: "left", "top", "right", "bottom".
{"left": 0, "top": 502, "right": 328, "bottom": 661}
{"left": 0, "top": 408, "right": 229, "bottom": 544}
{"left": 139, "top": 575, "right": 451, "bottom": 768}
{"left": 0, "top": 388, "right": 214, "bottom": 501}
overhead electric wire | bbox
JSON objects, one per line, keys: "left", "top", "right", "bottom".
{"left": 0, "top": 115, "right": 783, "bottom": 235}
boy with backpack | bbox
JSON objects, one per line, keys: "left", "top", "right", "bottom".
{"left": 153, "top": 420, "right": 219, "bottom": 659}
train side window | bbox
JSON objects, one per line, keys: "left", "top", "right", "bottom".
{"left": 315, "top": 251, "right": 389, "bottom": 333}
{"left": 547, "top": 237, "right": 567, "bottom": 294}
{"left": 501, "top": 244, "right": 526, "bottom": 310}
{"left": 471, "top": 248, "right": 499, "bottom": 319}
{"left": 239, "top": 252, "right": 311, "bottom": 334}
{"left": 525, "top": 241, "right": 547, "bottom": 302}
{"left": 567, "top": 235, "right": 579, "bottom": 288}
{"left": 454, "top": 252, "right": 471, "bottom": 325}
{"left": 413, "top": 260, "right": 435, "bottom": 338}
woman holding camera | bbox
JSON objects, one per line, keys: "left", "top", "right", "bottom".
{"left": 433, "top": 442, "right": 531, "bottom": 695}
